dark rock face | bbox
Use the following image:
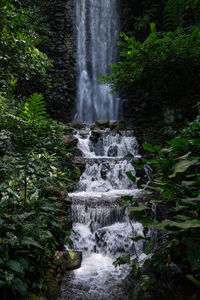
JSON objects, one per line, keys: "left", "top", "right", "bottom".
{"left": 54, "top": 251, "right": 82, "bottom": 271}
{"left": 96, "top": 119, "right": 110, "bottom": 128}
{"left": 67, "top": 121, "right": 86, "bottom": 129}
{"left": 107, "top": 145, "right": 118, "bottom": 157}
{"left": 48, "top": 0, "right": 76, "bottom": 123}
{"left": 62, "top": 135, "right": 78, "bottom": 147}
{"left": 100, "top": 162, "right": 110, "bottom": 180}
{"left": 90, "top": 130, "right": 101, "bottom": 143}
{"left": 110, "top": 120, "right": 127, "bottom": 131}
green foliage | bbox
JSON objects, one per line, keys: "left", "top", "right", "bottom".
{"left": 121, "top": 0, "right": 167, "bottom": 40}
{"left": 102, "top": 25, "right": 200, "bottom": 116}
{"left": 0, "top": 93, "right": 78, "bottom": 299}
{"left": 0, "top": 0, "right": 52, "bottom": 96}
{"left": 163, "top": 0, "right": 200, "bottom": 30}
{"left": 124, "top": 113, "right": 200, "bottom": 289}
{"left": 163, "top": 0, "right": 186, "bottom": 30}
{"left": 21, "top": 93, "right": 48, "bottom": 128}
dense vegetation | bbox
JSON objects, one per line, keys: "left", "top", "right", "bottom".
{"left": 107, "top": 0, "right": 200, "bottom": 297}
{"left": 0, "top": 1, "right": 77, "bottom": 299}
{"left": 104, "top": 0, "right": 200, "bottom": 126}
{"left": 117, "top": 114, "right": 200, "bottom": 298}
{"left": 1, "top": 0, "right": 200, "bottom": 298}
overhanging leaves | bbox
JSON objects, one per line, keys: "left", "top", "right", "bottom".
{"left": 169, "top": 159, "right": 198, "bottom": 178}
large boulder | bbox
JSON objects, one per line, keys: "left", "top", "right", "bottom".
{"left": 62, "top": 135, "right": 78, "bottom": 148}
{"left": 67, "top": 121, "right": 86, "bottom": 130}
{"left": 107, "top": 145, "right": 118, "bottom": 157}
{"left": 90, "top": 130, "right": 101, "bottom": 143}
{"left": 54, "top": 251, "right": 82, "bottom": 271}
{"left": 73, "top": 156, "right": 86, "bottom": 173}
{"left": 72, "top": 148, "right": 83, "bottom": 157}
{"left": 91, "top": 119, "right": 110, "bottom": 130}
{"left": 96, "top": 118, "right": 109, "bottom": 126}
{"left": 110, "top": 120, "right": 127, "bottom": 131}
{"left": 90, "top": 123, "right": 100, "bottom": 130}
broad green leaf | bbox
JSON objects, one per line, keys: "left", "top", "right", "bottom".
{"left": 17, "top": 257, "right": 29, "bottom": 270}
{"left": 126, "top": 172, "right": 137, "bottom": 182}
{"left": 157, "top": 218, "right": 200, "bottom": 229}
{"left": 12, "top": 278, "right": 27, "bottom": 295}
{"left": 150, "top": 199, "right": 164, "bottom": 203}
{"left": 120, "top": 195, "right": 133, "bottom": 206}
{"left": 129, "top": 236, "right": 146, "bottom": 242}
{"left": 169, "top": 159, "right": 198, "bottom": 178}
{"left": 191, "top": 138, "right": 200, "bottom": 147}
{"left": 22, "top": 237, "right": 43, "bottom": 249}
{"left": 121, "top": 195, "right": 133, "bottom": 201}
{"left": 128, "top": 205, "right": 150, "bottom": 212}
{"left": 177, "top": 152, "right": 191, "bottom": 160}
{"left": 181, "top": 180, "right": 196, "bottom": 186}
{"left": 30, "top": 190, "right": 39, "bottom": 201}
{"left": 139, "top": 217, "right": 158, "bottom": 228}
{"left": 142, "top": 184, "right": 163, "bottom": 192}
{"left": 168, "top": 138, "right": 190, "bottom": 151}
{"left": 181, "top": 196, "right": 200, "bottom": 205}
{"left": 142, "top": 143, "right": 160, "bottom": 152}
{"left": 113, "top": 254, "right": 130, "bottom": 267}
{"left": 186, "top": 275, "right": 200, "bottom": 288}
{"left": 6, "top": 260, "right": 24, "bottom": 275}
{"left": 175, "top": 215, "right": 192, "bottom": 221}
{"left": 141, "top": 275, "right": 152, "bottom": 290}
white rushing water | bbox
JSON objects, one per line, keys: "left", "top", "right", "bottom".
{"left": 75, "top": 0, "right": 121, "bottom": 123}
{"left": 57, "top": 130, "right": 146, "bottom": 300}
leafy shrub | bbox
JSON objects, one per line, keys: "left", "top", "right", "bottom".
{"left": 0, "top": 93, "right": 78, "bottom": 299}
{"left": 102, "top": 25, "right": 200, "bottom": 114}
{"left": 0, "top": 0, "right": 52, "bottom": 96}
{"left": 120, "top": 113, "right": 200, "bottom": 292}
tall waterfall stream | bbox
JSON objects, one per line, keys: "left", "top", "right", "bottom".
{"left": 57, "top": 131, "right": 148, "bottom": 300}
{"left": 75, "top": 0, "right": 121, "bottom": 123}
{"left": 58, "top": 1, "right": 148, "bottom": 298}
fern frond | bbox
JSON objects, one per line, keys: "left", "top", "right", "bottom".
{"left": 163, "top": 0, "right": 186, "bottom": 30}
{"left": 21, "top": 93, "right": 48, "bottom": 128}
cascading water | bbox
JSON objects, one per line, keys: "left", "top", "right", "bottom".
{"left": 75, "top": 0, "right": 121, "bottom": 124}
{"left": 57, "top": 131, "right": 147, "bottom": 300}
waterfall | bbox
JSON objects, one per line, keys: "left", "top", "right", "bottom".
{"left": 57, "top": 130, "right": 147, "bottom": 300}
{"left": 75, "top": 0, "right": 121, "bottom": 124}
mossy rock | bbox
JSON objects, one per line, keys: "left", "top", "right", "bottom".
{"left": 54, "top": 251, "right": 82, "bottom": 270}
{"left": 47, "top": 279, "right": 60, "bottom": 299}
{"left": 62, "top": 135, "right": 78, "bottom": 147}
{"left": 29, "top": 294, "right": 48, "bottom": 300}
{"left": 96, "top": 119, "right": 110, "bottom": 128}
{"left": 111, "top": 120, "right": 127, "bottom": 131}
{"left": 90, "top": 124, "right": 100, "bottom": 130}
{"left": 68, "top": 121, "right": 86, "bottom": 130}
